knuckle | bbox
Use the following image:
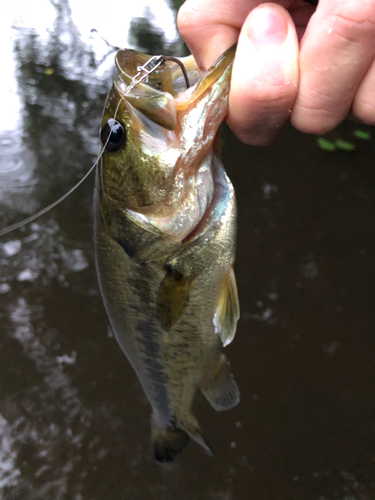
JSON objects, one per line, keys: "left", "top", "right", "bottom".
{"left": 298, "top": 84, "right": 345, "bottom": 113}
{"left": 291, "top": 88, "right": 346, "bottom": 134}
{"left": 329, "top": 4, "right": 375, "bottom": 43}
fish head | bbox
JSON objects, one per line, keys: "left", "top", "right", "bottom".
{"left": 99, "top": 46, "right": 235, "bottom": 218}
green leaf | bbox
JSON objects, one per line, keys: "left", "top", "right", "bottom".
{"left": 336, "top": 140, "right": 356, "bottom": 151}
{"left": 353, "top": 129, "right": 371, "bottom": 140}
{"left": 317, "top": 137, "right": 336, "bottom": 151}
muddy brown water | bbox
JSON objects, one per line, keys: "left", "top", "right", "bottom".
{"left": 1, "top": 3, "right": 375, "bottom": 499}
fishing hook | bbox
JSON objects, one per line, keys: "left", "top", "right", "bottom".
{"left": 161, "top": 56, "right": 190, "bottom": 89}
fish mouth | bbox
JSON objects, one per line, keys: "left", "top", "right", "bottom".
{"left": 114, "top": 50, "right": 178, "bottom": 130}
{"left": 113, "top": 46, "right": 235, "bottom": 131}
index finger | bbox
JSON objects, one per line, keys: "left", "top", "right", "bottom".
{"left": 178, "top": 0, "right": 264, "bottom": 70}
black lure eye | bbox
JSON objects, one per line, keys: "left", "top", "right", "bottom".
{"left": 100, "top": 119, "right": 126, "bottom": 152}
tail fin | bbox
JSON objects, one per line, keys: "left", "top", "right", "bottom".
{"left": 152, "top": 415, "right": 214, "bottom": 463}
{"left": 152, "top": 419, "right": 189, "bottom": 463}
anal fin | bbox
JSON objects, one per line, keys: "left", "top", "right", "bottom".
{"left": 201, "top": 355, "right": 240, "bottom": 411}
{"left": 213, "top": 267, "right": 240, "bottom": 347}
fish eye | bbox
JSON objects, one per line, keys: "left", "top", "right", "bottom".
{"left": 101, "top": 119, "right": 126, "bottom": 152}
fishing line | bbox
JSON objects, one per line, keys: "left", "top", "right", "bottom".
{"left": 0, "top": 146, "right": 104, "bottom": 237}
{"left": 0, "top": 53, "right": 190, "bottom": 237}
{"left": 0, "top": 99, "right": 123, "bottom": 238}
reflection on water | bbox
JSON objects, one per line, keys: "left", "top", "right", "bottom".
{"left": 1, "top": 220, "right": 88, "bottom": 288}
{"left": 1, "top": 0, "right": 375, "bottom": 499}
{"left": 4, "top": 297, "right": 91, "bottom": 499}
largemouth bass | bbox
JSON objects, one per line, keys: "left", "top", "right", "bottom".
{"left": 94, "top": 46, "right": 240, "bottom": 462}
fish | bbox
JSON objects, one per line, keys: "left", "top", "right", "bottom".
{"left": 94, "top": 45, "right": 240, "bottom": 463}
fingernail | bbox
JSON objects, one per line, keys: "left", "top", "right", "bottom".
{"left": 249, "top": 7, "right": 288, "bottom": 47}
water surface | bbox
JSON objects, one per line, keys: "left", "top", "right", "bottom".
{"left": 1, "top": 1, "right": 375, "bottom": 499}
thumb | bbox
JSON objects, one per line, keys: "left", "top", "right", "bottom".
{"left": 228, "top": 3, "right": 299, "bottom": 146}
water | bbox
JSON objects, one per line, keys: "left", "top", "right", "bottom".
{"left": 1, "top": 1, "right": 375, "bottom": 499}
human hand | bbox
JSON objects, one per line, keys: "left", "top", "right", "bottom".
{"left": 178, "top": 0, "right": 375, "bottom": 146}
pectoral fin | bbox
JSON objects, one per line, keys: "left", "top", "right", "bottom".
{"left": 112, "top": 208, "right": 181, "bottom": 263}
{"left": 213, "top": 268, "right": 240, "bottom": 347}
{"left": 156, "top": 267, "right": 195, "bottom": 330}
{"left": 201, "top": 355, "right": 240, "bottom": 411}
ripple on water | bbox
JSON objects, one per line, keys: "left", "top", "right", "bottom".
{"left": 0, "top": 133, "right": 34, "bottom": 177}
{"left": 0, "top": 131, "right": 39, "bottom": 217}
